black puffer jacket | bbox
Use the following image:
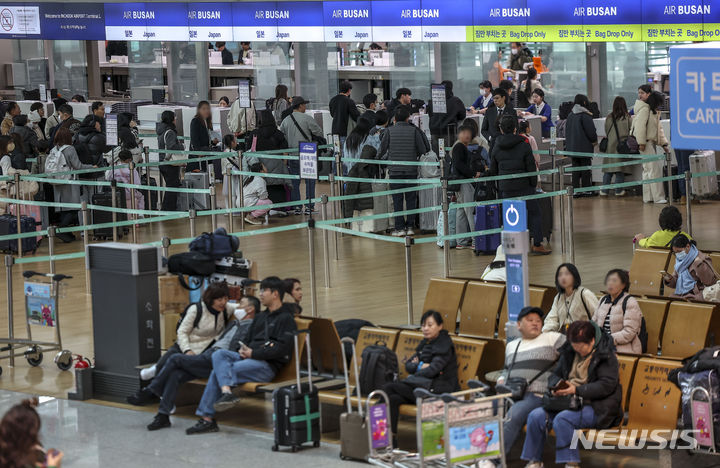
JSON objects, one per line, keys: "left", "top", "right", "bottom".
{"left": 565, "top": 105, "right": 597, "bottom": 156}
{"left": 404, "top": 329, "right": 460, "bottom": 394}
{"left": 427, "top": 89, "right": 466, "bottom": 136}
{"left": 490, "top": 133, "right": 537, "bottom": 192}
{"left": 156, "top": 121, "right": 184, "bottom": 159}
{"left": 117, "top": 112, "right": 139, "bottom": 149}
{"left": 344, "top": 145, "right": 379, "bottom": 216}
{"left": 549, "top": 323, "right": 623, "bottom": 430}
{"left": 11, "top": 115, "right": 38, "bottom": 156}
{"left": 75, "top": 119, "right": 110, "bottom": 165}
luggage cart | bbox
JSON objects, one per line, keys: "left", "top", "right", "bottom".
{"left": 0, "top": 270, "right": 74, "bottom": 376}
{"left": 390, "top": 382, "right": 513, "bottom": 468}
{"left": 690, "top": 385, "right": 718, "bottom": 454}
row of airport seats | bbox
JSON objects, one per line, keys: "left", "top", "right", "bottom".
{"left": 629, "top": 247, "right": 720, "bottom": 297}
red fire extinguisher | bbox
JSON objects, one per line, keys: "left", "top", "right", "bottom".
{"left": 74, "top": 355, "right": 93, "bottom": 369}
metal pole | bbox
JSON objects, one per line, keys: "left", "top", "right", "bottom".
{"left": 129, "top": 161, "right": 138, "bottom": 243}
{"left": 110, "top": 179, "right": 118, "bottom": 242}
{"left": 47, "top": 226, "right": 56, "bottom": 275}
{"left": 404, "top": 236, "right": 414, "bottom": 326}
{"left": 81, "top": 202, "right": 90, "bottom": 293}
{"left": 210, "top": 184, "right": 217, "bottom": 231}
{"left": 307, "top": 219, "right": 318, "bottom": 317}
{"left": 550, "top": 144, "right": 557, "bottom": 193}
{"left": 320, "top": 195, "right": 331, "bottom": 288}
{"left": 567, "top": 186, "right": 575, "bottom": 265}
{"left": 225, "top": 167, "right": 234, "bottom": 233}
{"left": 558, "top": 165, "right": 566, "bottom": 255}
{"left": 161, "top": 236, "right": 171, "bottom": 259}
{"left": 440, "top": 160, "right": 450, "bottom": 278}
{"left": 334, "top": 150, "right": 344, "bottom": 236}
{"left": 13, "top": 173, "right": 21, "bottom": 258}
{"left": 666, "top": 151, "right": 674, "bottom": 206}
{"left": 5, "top": 255, "right": 14, "bottom": 366}
{"left": 328, "top": 172, "right": 339, "bottom": 260}
{"left": 685, "top": 171, "right": 693, "bottom": 237}
{"left": 189, "top": 209, "right": 197, "bottom": 238}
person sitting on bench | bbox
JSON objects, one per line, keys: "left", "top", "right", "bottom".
{"left": 283, "top": 278, "right": 303, "bottom": 315}
{"left": 126, "top": 295, "right": 259, "bottom": 430}
{"left": 186, "top": 276, "right": 297, "bottom": 435}
{"left": 140, "top": 282, "right": 237, "bottom": 381}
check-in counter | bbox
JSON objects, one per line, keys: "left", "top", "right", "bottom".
{"left": 17, "top": 100, "right": 55, "bottom": 116}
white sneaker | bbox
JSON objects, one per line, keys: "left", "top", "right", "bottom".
{"left": 406, "top": 228, "right": 415, "bottom": 236}
{"left": 269, "top": 209, "right": 289, "bottom": 217}
{"left": 140, "top": 365, "right": 157, "bottom": 381}
{"left": 525, "top": 462, "right": 544, "bottom": 468}
{"left": 655, "top": 199, "right": 668, "bottom": 204}
{"left": 391, "top": 230, "right": 406, "bottom": 237}
{"left": 599, "top": 190, "right": 608, "bottom": 196}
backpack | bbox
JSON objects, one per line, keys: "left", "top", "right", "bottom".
{"left": 176, "top": 301, "right": 228, "bottom": 333}
{"left": 600, "top": 294, "right": 648, "bottom": 353}
{"left": 167, "top": 251, "right": 216, "bottom": 289}
{"left": 358, "top": 342, "right": 399, "bottom": 395}
{"left": 44, "top": 145, "right": 72, "bottom": 181}
{"left": 189, "top": 227, "right": 240, "bottom": 260}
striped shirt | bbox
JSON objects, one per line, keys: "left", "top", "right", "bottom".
{"left": 501, "top": 332, "right": 566, "bottom": 395}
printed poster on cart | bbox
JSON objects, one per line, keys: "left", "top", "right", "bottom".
{"left": 25, "top": 282, "right": 56, "bottom": 327}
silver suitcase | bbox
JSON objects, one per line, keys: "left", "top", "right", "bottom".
{"left": 690, "top": 151, "right": 718, "bottom": 197}
{"left": 177, "top": 172, "right": 211, "bottom": 211}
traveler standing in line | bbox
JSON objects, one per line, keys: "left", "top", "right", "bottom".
{"left": 267, "top": 84, "right": 291, "bottom": 126}
{"left": 1, "top": 102, "right": 20, "bottom": 135}
{"left": 342, "top": 116, "right": 380, "bottom": 173}
{"left": 592, "top": 269, "right": 643, "bottom": 354}
{"left": 228, "top": 93, "right": 257, "bottom": 149}
{"left": 470, "top": 81, "right": 494, "bottom": 115}
{"left": 481, "top": 88, "right": 515, "bottom": 151}
{"left": 91, "top": 101, "right": 106, "bottom": 120}
{"left": 629, "top": 83, "right": 653, "bottom": 116}
{"left": 71, "top": 95, "right": 85, "bottom": 103}
{"left": 377, "top": 105, "right": 430, "bottom": 237}
{"left": 542, "top": 264, "right": 600, "bottom": 333}
{"left": 600, "top": 96, "right": 632, "bottom": 196}
{"left": 386, "top": 88, "right": 412, "bottom": 122}
{"left": 74, "top": 115, "right": 109, "bottom": 176}
{"left": 565, "top": 94, "right": 597, "bottom": 196}
{"left": 451, "top": 125, "right": 483, "bottom": 249}
{"left": 10, "top": 115, "right": 39, "bottom": 157}
{"left": 329, "top": 80, "right": 360, "bottom": 143}
{"left": 45, "top": 98, "right": 67, "bottom": 138}
{"left": 360, "top": 93, "right": 378, "bottom": 125}
{"left": 631, "top": 90, "right": 669, "bottom": 204}
{"left": 156, "top": 110, "right": 184, "bottom": 211}
{"left": 28, "top": 102, "right": 47, "bottom": 140}
{"left": 215, "top": 42, "right": 234, "bottom": 65}
{"left": 105, "top": 149, "right": 145, "bottom": 212}
{"left": 253, "top": 109, "right": 290, "bottom": 211}
{"left": 0, "top": 135, "right": 15, "bottom": 175}
{"left": 217, "top": 96, "right": 230, "bottom": 108}
{"left": 490, "top": 115, "right": 551, "bottom": 255}
{"left": 279, "top": 96, "right": 322, "bottom": 214}
{"left": 521, "top": 89, "right": 553, "bottom": 138}
{"left": 427, "top": 80, "right": 466, "bottom": 147}
{"left": 189, "top": 101, "right": 214, "bottom": 172}
{"left": 8, "top": 134, "right": 27, "bottom": 170}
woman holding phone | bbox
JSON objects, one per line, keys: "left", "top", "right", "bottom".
{"left": 521, "top": 321, "right": 622, "bottom": 468}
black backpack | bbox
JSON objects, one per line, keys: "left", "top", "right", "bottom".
{"left": 176, "top": 301, "right": 227, "bottom": 332}
{"left": 358, "top": 342, "right": 399, "bottom": 395}
{"left": 600, "top": 295, "right": 648, "bottom": 353}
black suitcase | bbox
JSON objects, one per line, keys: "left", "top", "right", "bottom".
{"left": 663, "top": 165, "right": 681, "bottom": 202}
{"left": 0, "top": 214, "right": 38, "bottom": 253}
{"left": 91, "top": 190, "right": 127, "bottom": 239}
{"left": 272, "top": 330, "right": 320, "bottom": 453}
{"left": 537, "top": 195, "right": 553, "bottom": 242}
{"left": 140, "top": 174, "right": 159, "bottom": 211}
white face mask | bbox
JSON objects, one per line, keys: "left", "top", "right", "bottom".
{"left": 511, "top": 48, "right": 519, "bottom": 55}
{"left": 676, "top": 251, "right": 688, "bottom": 262}
{"left": 234, "top": 308, "right": 247, "bottom": 321}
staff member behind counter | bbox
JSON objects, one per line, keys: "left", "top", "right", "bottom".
{"left": 470, "top": 81, "right": 494, "bottom": 115}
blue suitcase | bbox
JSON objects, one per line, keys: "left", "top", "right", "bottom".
{"left": 0, "top": 214, "right": 38, "bottom": 254}
{"left": 474, "top": 204, "right": 501, "bottom": 255}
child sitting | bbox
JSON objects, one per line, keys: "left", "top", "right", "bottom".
{"left": 243, "top": 162, "right": 272, "bottom": 225}
{"left": 105, "top": 149, "right": 144, "bottom": 212}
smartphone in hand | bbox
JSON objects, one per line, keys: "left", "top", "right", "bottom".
{"left": 553, "top": 380, "right": 569, "bottom": 391}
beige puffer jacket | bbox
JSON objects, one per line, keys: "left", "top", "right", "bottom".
{"left": 592, "top": 292, "right": 643, "bottom": 354}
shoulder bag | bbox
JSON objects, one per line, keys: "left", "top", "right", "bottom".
{"left": 496, "top": 340, "right": 558, "bottom": 401}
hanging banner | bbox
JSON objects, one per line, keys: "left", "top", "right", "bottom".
{"left": 322, "top": 0, "right": 372, "bottom": 42}
{"left": 187, "top": 2, "right": 233, "bottom": 42}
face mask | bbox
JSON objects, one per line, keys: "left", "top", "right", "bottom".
{"left": 29, "top": 110, "right": 41, "bottom": 123}
{"left": 234, "top": 308, "right": 247, "bottom": 321}
{"left": 676, "top": 251, "right": 688, "bottom": 262}
{"left": 511, "top": 48, "right": 518, "bottom": 55}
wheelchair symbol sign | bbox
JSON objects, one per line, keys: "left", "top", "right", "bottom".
{"left": 502, "top": 201, "right": 526, "bottom": 232}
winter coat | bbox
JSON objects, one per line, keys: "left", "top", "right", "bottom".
{"left": 104, "top": 167, "right": 145, "bottom": 211}
{"left": 329, "top": 93, "right": 360, "bottom": 137}
{"left": 342, "top": 133, "right": 380, "bottom": 173}
{"left": 565, "top": 105, "right": 597, "bottom": 156}
{"left": 630, "top": 99, "right": 668, "bottom": 148}
{"left": 592, "top": 292, "right": 643, "bottom": 354}
{"left": 47, "top": 145, "right": 92, "bottom": 211}
{"left": 176, "top": 301, "right": 235, "bottom": 355}
{"left": 427, "top": 90, "right": 466, "bottom": 137}
{"left": 254, "top": 120, "right": 289, "bottom": 186}
{"left": 279, "top": 111, "right": 323, "bottom": 149}
{"left": 0, "top": 114, "right": 13, "bottom": 136}
{"left": 10, "top": 116, "right": 38, "bottom": 156}
{"left": 74, "top": 123, "right": 110, "bottom": 165}
{"left": 267, "top": 98, "right": 290, "bottom": 126}
{"left": 188, "top": 115, "right": 211, "bottom": 172}
{"left": 228, "top": 99, "right": 257, "bottom": 136}
{"left": 344, "top": 146, "right": 379, "bottom": 216}
{"left": 489, "top": 133, "right": 537, "bottom": 192}
{"left": 602, "top": 115, "right": 633, "bottom": 174}
{"left": 45, "top": 113, "right": 60, "bottom": 138}
{"left": 509, "top": 48, "right": 533, "bottom": 71}
{"left": 664, "top": 251, "right": 719, "bottom": 301}
{"left": 638, "top": 229, "right": 692, "bottom": 249}
{"left": 156, "top": 121, "right": 185, "bottom": 163}
{"left": 549, "top": 323, "right": 623, "bottom": 430}
{"left": 117, "top": 112, "right": 139, "bottom": 150}
{"left": 404, "top": 329, "right": 460, "bottom": 393}
{"left": 243, "top": 175, "right": 269, "bottom": 208}
{"left": 543, "top": 287, "right": 600, "bottom": 333}
{"left": 245, "top": 303, "right": 298, "bottom": 373}
{"left": 377, "top": 121, "right": 430, "bottom": 176}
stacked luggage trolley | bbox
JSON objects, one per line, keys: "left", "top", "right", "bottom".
{"left": 0, "top": 268, "right": 75, "bottom": 376}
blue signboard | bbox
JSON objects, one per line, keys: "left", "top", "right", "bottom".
{"left": 506, "top": 254, "right": 525, "bottom": 322}
{"left": 670, "top": 44, "right": 720, "bottom": 150}
{"left": 371, "top": 0, "right": 423, "bottom": 41}
{"left": 421, "top": 0, "right": 472, "bottom": 41}
{"left": 187, "top": 2, "right": 233, "bottom": 42}
{"left": 232, "top": 1, "right": 278, "bottom": 42}
{"left": 502, "top": 200, "right": 527, "bottom": 232}
{"left": 104, "top": 2, "right": 148, "bottom": 40}
{"left": 40, "top": 3, "right": 105, "bottom": 40}
{"left": 276, "top": 1, "right": 324, "bottom": 41}
{"left": 323, "top": 0, "right": 372, "bottom": 41}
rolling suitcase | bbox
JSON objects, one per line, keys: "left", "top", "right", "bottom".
{"left": 339, "top": 336, "right": 370, "bottom": 461}
{"left": 418, "top": 185, "right": 441, "bottom": 233}
{"left": 272, "top": 330, "right": 320, "bottom": 453}
{"left": 689, "top": 151, "right": 718, "bottom": 197}
{"left": 436, "top": 207, "right": 457, "bottom": 248}
{"left": 662, "top": 165, "right": 681, "bottom": 202}
{"left": 537, "top": 195, "right": 553, "bottom": 242}
{"left": 474, "top": 204, "right": 501, "bottom": 255}
{"left": 178, "top": 172, "right": 210, "bottom": 211}
{"left": 0, "top": 214, "right": 38, "bottom": 253}
{"left": 678, "top": 369, "right": 720, "bottom": 451}
{"left": 371, "top": 180, "right": 391, "bottom": 233}
{"left": 91, "top": 189, "right": 127, "bottom": 239}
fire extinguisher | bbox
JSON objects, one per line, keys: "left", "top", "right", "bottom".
{"left": 74, "top": 355, "right": 93, "bottom": 369}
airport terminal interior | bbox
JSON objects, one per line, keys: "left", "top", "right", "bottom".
{"left": 1, "top": 1, "right": 720, "bottom": 467}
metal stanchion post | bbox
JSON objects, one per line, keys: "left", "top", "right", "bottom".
{"left": 440, "top": 160, "right": 450, "bottom": 278}
{"left": 81, "top": 202, "right": 90, "bottom": 293}
{"left": 47, "top": 226, "right": 56, "bottom": 275}
{"left": 307, "top": 219, "right": 318, "bottom": 317}
{"left": 404, "top": 236, "right": 415, "bottom": 326}
{"left": 666, "top": 151, "right": 674, "bottom": 205}
{"left": 335, "top": 151, "right": 344, "bottom": 237}
{"left": 225, "top": 167, "right": 234, "bottom": 233}
{"left": 189, "top": 209, "right": 197, "bottom": 238}
{"left": 5, "top": 254, "right": 14, "bottom": 366}
{"left": 210, "top": 184, "right": 218, "bottom": 231}
{"left": 13, "top": 173, "right": 21, "bottom": 258}
{"left": 110, "top": 179, "right": 118, "bottom": 242}
{"left": 567, "top": 186, "right": 575, "bottom": 265}
{"left": 320, "top": 195, "right": 331, "bottom": 288}
{"left": 161, "top": 236, "right": 171, "bottom": 260}
{"left": 550, "top": 143, "right": 557, "bottom": 193}
{"left": 685, "top": 171, "right": 693, "bottom": 237}
{"left": 558, "top": 165, "right": 566, "bottom": 255}
{"left": 129, "top": 161, "right": 138, "bottom": 243}
{"left": 328, "top": 172, "right": 339, "bottom": 260}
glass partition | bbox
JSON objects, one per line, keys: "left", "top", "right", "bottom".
{"left": 127, "top": 41, "right": 165, "bottom": 101}
{"left": 167, "top": 42, "right": 210, "bottom": 102}
{"left": 530, "top": 42, "right": 588, "bottom": 116}
{"left": 602, "top": 42, "right": 647, "bottom": 115}
{"left": 11, "top": 40, "right": 48, "bottom": 95}
{"left": 248, "top": 42, "right": 294, "bottom": 107}
{"left": 387, "top": 42, "right": 433, "bottom": 103}
{"left": 51, "top": 41, "right": 88, "bottom": 99}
